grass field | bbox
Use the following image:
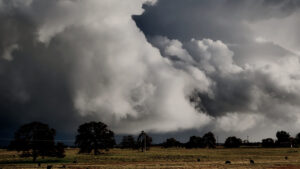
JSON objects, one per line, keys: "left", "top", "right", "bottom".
{"left": 1, "top": 147, "right": 300, "bottom": 168}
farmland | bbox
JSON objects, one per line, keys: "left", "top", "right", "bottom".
{"left": 1, "top": 147, "right": 300, "bottom": 168}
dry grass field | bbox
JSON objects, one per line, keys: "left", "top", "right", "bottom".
{"left": 1, "top": 147, "right": 300, "bottom": 168}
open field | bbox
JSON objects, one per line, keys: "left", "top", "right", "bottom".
{"left": 1, "top": 147, "right": 300, "bottom": 168}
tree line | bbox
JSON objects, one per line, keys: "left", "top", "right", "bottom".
{"left": 7, "top": 121, "right": 300, "bottom": 162}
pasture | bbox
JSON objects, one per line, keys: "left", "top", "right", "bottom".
{"left": 1, "top": 147, "right": 300, "bottom": 168}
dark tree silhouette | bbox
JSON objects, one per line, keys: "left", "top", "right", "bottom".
{"left": 75, "top": 121, "right": 116, "bottom": 155}
{"left": 275, "top": 131, "right": 291, "bottom": 147}
{"left": 162, "top": 138, "right": 182, "bottom": 148}
{"left": 120, "top": 135, "right": 136, "bottom": 149}
{"left": 185, "top": 136, "right": 204, "bottom": 148}
{"left": 203, "top": 132, "right": 216, "bottom": 148}
{"left": 137, "top": 131, "right": 152, "bottom": 152}
{"left": 224, "top": 136, "right": 242, "bottom": 148}
{"left": 262, "top": 138, "right": 275, "bottom": 148}
{"left": 55, "top": 142, "right": 66, "bottom": 158}
{"left": 295, "top": 133, "right": 300, "bottom": 147}
{"left": 9, "top": 122, "right": 64, "bottom": 162}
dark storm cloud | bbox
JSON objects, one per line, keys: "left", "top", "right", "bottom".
{"left": 137, "top": 0, "right": 300, "bottom": 140}
{"left": 134, "top": 0, "right": 300, "bottom": 43}
{"left": 0, "top": 5, "right": 95, "bottom": 138}
{"left": 0, "top": 0, "right": 213, "bottom": 142}
{"left": 1, "top": 0, "right": 300, "bottom": 143}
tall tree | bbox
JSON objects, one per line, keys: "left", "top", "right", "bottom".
{"left": 9, "top": 122, "right": 64, "bottom": 162}
{"left": 137, "top": 131, "right": 152, "bottom": 152}
{"left": 295, "top": 133, "right": 300, "bottom": 146}
{"left": 203, "top": 132, "right": 216, "bottom": 148}
{"left": 275, "top": 131, "right": 291, "bottom": 147}
{"left": 75, "top": 121, "right": 115, "bottom": 155}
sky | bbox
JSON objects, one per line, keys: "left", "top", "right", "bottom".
{"left": 1, "top": 0, "right": 300, "bottom": 144}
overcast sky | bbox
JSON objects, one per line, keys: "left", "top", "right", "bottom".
{"left": 1, "top": 0, "right": 300, "bottom": 144}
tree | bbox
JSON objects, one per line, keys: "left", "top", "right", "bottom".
{"left": 120, "top": 135, "right": 136, "bottom": 149}
{"left": 137, "top": 131, "right": 152, "bottom": 152}
{"left": 275, "top": 131, "right": 291, "bottom": 147}
{"left": 75, "top": 121, "right": 116, "bottom": 155}
{"left": 203, "top": 132, "right": 216, "bottom": 148}
{"left": 295, "top": 133, "right": 300, "bottom": 147}
{"left": 9, "top": 122, "right": 64, "bottom": 162}
{"left": 185, "top": 136, "right": 204, "bottom": 148}
{"left": 55, "top": 142, "right": 66, "bottom": 158}
{"left": 162, "top": 138, "right": 182, "bottom": 148}
{"left": 224, "top": 136, "right": 242, "bottom": 148}
{"left": 262, "top": 138, "right": 275, "bottom": 148}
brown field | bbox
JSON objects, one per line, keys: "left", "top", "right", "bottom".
{"left": 1, "top": 147, "right": 300, "bottom": 168}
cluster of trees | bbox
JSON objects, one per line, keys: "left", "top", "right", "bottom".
{"left": 261, "top": 131, "right": 300, "bottom": 148}
{"left": 8, "top": 122, "right": 65, "bottom": 162}
{"left": 8, "top": 121, "right": 151, "bottom": 161}
{"left": 185, "top": 132, "right": 216, "bottom": 148}
{"left": 120, "top": 131, "right": 153, "bottom": 152}
{"left": 8, "top": 120, "right": 300, "bottom": 162}
{"left": 162, "top": 133, "right": 242, "bottom": 149}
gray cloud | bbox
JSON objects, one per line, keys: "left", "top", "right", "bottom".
{"left": 135, "top": 0, "right": 300, "bottom": 140}
{"left": 1, "top": 0, "right": 300, "bottom": 143}
{"left": 0, "top": 0, "right": 211, "bottom": 141}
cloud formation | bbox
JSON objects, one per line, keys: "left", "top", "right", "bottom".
{"left": 0, "top": 0, "right": 300, "bottom": 142}
{"left": 0, "top": 0, "right": 211, "bottom": 138}
{"left": 135, "top": 0, "right": 300, "bottom": 140}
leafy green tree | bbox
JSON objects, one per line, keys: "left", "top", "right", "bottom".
{"left": 224, "top": 136, "right": 242, "bottom": 148}
{"left": 9, "top": 122, "right": 64, "bottom": 162}
{"left": 75, "top": 121, "right": 115, "bottom": 155}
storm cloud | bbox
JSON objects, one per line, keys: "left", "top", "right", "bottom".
{"left": 0, "top": 0, "right": 300, "bottom": 143}
{"left": 135, "top": 0, "right": 300, "bottom": 140}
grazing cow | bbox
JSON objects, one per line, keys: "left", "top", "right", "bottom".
{"left": 250, "top": 159, "right": 254, "bottom": 164}
{"left": 225, "top": 160, "right": 231, "bottom": 164}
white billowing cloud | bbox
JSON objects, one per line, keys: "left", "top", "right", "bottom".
{"left": 2, "top": 0, "right": 300, "bottom": 141}
{"left": 152, "top": 34, "right": 300, "bottom": 137}
{"left": 0, "top": 0, "right": 211, "bottom": 133}
{"left": 215, "top": 112, "right": 264, "bottom": 132}
{"left": 185, "top": 39, "right": 242, "bottom": 75}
